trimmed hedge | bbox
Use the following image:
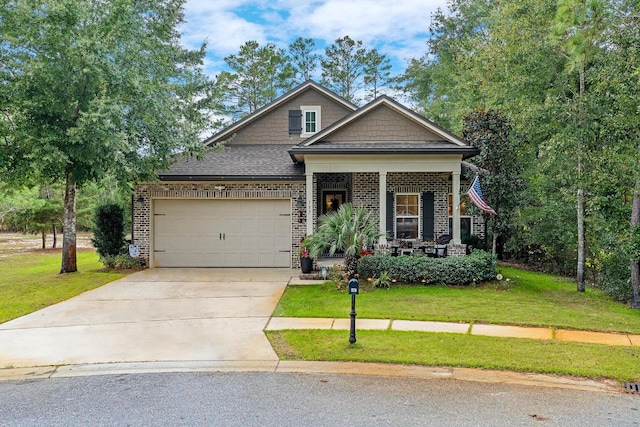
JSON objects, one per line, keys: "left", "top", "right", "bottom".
{"left": 358, "top": 250, "right": 497, "bottom": 286}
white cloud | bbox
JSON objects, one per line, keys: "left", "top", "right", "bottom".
{"left": 181, "top": 0, "right": 449, "bottom": 78}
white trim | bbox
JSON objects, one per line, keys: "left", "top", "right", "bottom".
{"left": 379, "top": 172, "right": 387, "bottom": 245}
{"left": 304, "top": 154, "right": 463, "bottom": 174}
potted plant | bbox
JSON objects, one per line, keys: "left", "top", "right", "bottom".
{"left": 299, "top": 247, "right": 313, "bottom": 273}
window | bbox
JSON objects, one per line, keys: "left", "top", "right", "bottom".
{"left": 396, "top": 194, "right": 420, "bottom": 239}
{"left": 448, "top": 194, "right": 472, "bottom": 240}
{"left": 305, "top": 111, "right": 316, "bottom": 133}
{"left": 301, "top": 106, "right": 320, "bottom": 136}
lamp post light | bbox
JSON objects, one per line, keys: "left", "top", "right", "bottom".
{"left": 348, "top": 278, "right": 359, "bottom": 344}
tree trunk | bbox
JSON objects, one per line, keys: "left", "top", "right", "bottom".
{"left": 576, "top": 65, "right": 586, "bottom": 292}
{"left": 52, "top": 224, "right": 57, "bottom": 249}
{"left": 492, "top": 232, "right": 497, "bottom": 258}
{"left": 630, "top": 137, "right": 640, "bottom": 309}
{"left": 41, "top": 230, "right": 46, "bottom": 249}
{"left": 60, "top": 172, "right": 77, "bottom": 273}
{"left": 345, "top": 255, "right": 359, "bottom": 280}
{"left": 577, "top": 188, "right": 585, "bottom": 291}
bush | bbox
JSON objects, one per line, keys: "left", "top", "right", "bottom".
{"left": 463, "top": 234, "right": 488, "bottom": 251}
{"left": 596, "top": 252, "right": 632, "bottom": 303}
{"left": 358, "top": 250, "right": 497, "bottom": 286}
{"left": 92, "top": 203, "right": 126, "bottom": 258}
{"left": 100, "top": 254, "right": 145, "bottom": 270}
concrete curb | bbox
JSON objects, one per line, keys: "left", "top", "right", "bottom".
{"left": 0, "top": 360, "right": 622, "bottom": 394}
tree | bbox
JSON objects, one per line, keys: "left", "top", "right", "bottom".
{"left": 462, "top": 108, "right": 526, "bottom": 258}
{"left": 321, "top": 36, "right": 368, "bottom": 103}
{"left": 590, "top": 0, "right": 640, "bottom": 308}
{"left": 0, "top": 185, "right": 63, "bottom": 248}
{"left": 288, "top": 37, "right": 319, "bottom": 84}
{"left": 0, "top": 0, "right": 213, "bottom": 273}
{"left": 218, "top": 41, "right": 294, "bottom": 118}
{"left": 552, "top": 0, "right": 608, "bottom": 291}
{"left": 304, "top": 204, "right": 383, "bottom": 280}
{"left": 363, "top": 49, "right": 392, "bottom": 101}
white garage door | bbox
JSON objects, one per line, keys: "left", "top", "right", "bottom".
{"left": 153, "top": 199, "right": 291, "bottom": 268}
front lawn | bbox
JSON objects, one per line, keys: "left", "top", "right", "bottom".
{"left": 275, "top": 267, "right": 640, "bottom": 334}
{"left": 267, "top": 330, "right": 640, "bottom": 382}
{"left": 0, "top": 250, "right": 125, "bottom": 324}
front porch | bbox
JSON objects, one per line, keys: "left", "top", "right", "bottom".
{"left": 298, "top": 164, "right": 467, "bottom": 261}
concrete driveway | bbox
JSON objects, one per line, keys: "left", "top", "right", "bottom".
{"left": 0, "top": 269, "right": 292, "bottom": 369}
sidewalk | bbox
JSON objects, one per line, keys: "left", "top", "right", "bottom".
{"left": 266, "top": 317, "right": 640, "bottom": 347}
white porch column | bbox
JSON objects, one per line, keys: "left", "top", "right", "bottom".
{"left": 452, "top": 171, "right": 461, "bottom": 244}
{"left": 379, "top": 171, "right": 387, "bottom": 244}
{"left": 306, "top": 172, "right": 314, "bottom": 236}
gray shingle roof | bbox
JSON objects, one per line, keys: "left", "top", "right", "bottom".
{"left": 158, "top": 144, "right": 303, "bottom": 180}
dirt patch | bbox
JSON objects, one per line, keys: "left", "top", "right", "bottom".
{"left": 0, "top": 232, "right": 95, "bottom": 257}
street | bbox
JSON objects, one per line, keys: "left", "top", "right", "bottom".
{"left": 0, "top": 372, "right": 637, "bottom": 426}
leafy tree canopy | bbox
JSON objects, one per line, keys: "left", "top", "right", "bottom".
{"left": 0, "top": 0, "right": 215, "bottom": 272}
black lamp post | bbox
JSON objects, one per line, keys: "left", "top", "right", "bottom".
{"left": 348, "top": 278, "right": 359, "bottom": 344}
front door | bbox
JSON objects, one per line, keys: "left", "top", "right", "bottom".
{"left": 321, "top": 190, "right": 346, "bottom": 215}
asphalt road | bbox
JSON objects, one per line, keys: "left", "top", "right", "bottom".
{"left": 0, "top": 372, "right": 638, "bottom": 426}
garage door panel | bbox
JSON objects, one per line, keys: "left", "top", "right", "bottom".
{"left": 153, "top": 199, "right": 291, "bottom": 268}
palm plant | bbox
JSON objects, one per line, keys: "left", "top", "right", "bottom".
{"left": 304, "top": 203, "right": 383, "bottom": 279}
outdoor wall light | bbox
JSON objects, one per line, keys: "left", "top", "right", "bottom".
{"left": 295, "top": 196, "right": 305, "bottom": 208}
{"left": 135, "top": 197, "right": 144, "bottom": 208}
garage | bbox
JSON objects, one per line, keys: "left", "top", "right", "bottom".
{"left": 152, "top": 199, "right": 291, "bottom": 268}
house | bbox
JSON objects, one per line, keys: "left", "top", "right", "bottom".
{"left": 132, "top": 81, "right": 482, "bottom": 268}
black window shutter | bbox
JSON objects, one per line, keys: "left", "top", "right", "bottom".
{"left": 289, "top": 110, "right": 302, "bottom": 134}
{"left": 386, "top": 192, "right": 394, "bottom": 239}
{"left": 422, "top": 191, "right": 434, "bottom": 240}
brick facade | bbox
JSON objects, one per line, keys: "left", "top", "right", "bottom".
{"left": 134, "top": 173, "right": 480, "bottom": 267}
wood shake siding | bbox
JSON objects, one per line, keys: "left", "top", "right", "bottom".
{"left": 227, "top": 89, "right": 353, "bottom": 145}
{"left": 329, "top": 105, "right": 443, "bottom": 142}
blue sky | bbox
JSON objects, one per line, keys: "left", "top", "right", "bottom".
{"left": 181, "top": 0, "right": 449, "bottom": 80}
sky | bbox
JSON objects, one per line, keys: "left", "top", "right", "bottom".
{"left": 180, "top": 0, "right": 450, "bottom": 80}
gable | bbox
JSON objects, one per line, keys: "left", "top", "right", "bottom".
{"left": 327, "top": 104, "right": 445, "bottom": 143}
{"left": 205, "top": 81, "right": 356, "bottom": 147}
{"left": 289, "top": 95, "right": 479, "bottom": 161}
{"left": 228, "top": 88, "right": 354, "bottom": 145}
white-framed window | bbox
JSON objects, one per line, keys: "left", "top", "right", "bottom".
{"left": 395, "top": 193, "right": 420, "bottom": 239}
{"left": 301, "top": 105, "right": 320, "bottom": 136}
{"left": 448, "top": 194, "right": 472, "bottom": 239}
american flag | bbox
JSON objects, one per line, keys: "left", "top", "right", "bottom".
{"left": 467, "top": 176, "right": 497, "bottom": 215}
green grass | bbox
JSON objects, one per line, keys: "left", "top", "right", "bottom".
{"left": 0, "top": 250, "right": 125, "bottom": 323}
{"left": 275, "top": 266, "right": 640, "bottom": 334}
{"left": 267, "top": 330, "right": 640, "bottom": 382}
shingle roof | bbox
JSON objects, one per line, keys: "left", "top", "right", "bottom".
{"left": 158, "top": 144, "right": 303, "bottom": 181}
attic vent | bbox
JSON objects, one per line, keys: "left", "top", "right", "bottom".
{"left": 289, "top": 110, "right": 302, "bottom": 135}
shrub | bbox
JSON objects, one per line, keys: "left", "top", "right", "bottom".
{"left": 100, "top": 254, "right": 145, "bottom": 270}
{"left": 463, "top": 234, "right": 488, "bottom": 251}
{"left": 596, "top": 252, "right": 632, "bottom": 303}
{"left": 358, "top": 250, "right": 496, "bottom": 286}
{"left": 92, "top": 203, "right": 126, "bottom": 258}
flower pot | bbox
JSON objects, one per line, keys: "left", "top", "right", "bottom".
{"left": 300, "top": 257, "right": 313, "bottom": 274}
